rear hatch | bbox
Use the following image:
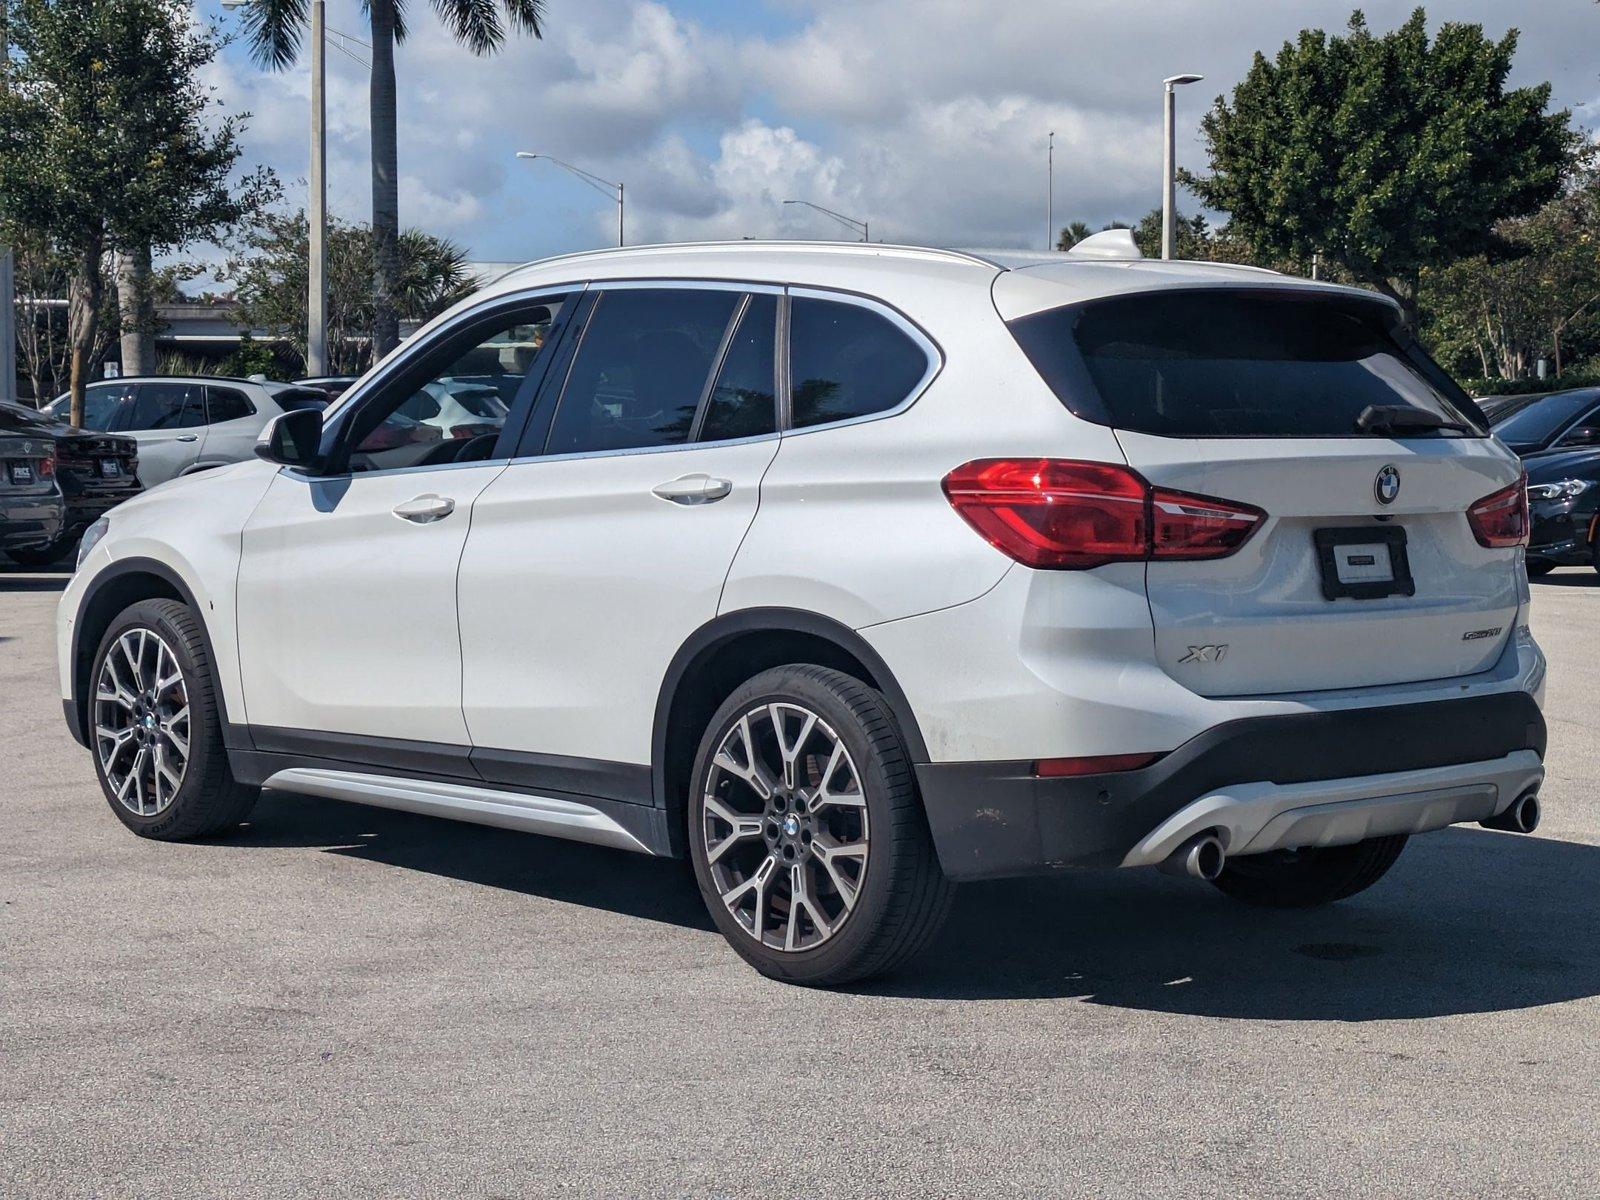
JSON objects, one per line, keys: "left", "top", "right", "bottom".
{"left": 1003, "top": 281, "right": 1524, "bottom": 697}
{"left": 55, "top": 430, "right": 140, "bottom": 491}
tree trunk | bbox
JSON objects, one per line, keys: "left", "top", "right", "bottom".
{"left": 116, "top": 244, "right": 156, "bottom": 376}
{"left": 66, "top": 239, "right": 103, "bottom": 429}
{"left": 369, "top": 0, "right": 400, "bottom": 362}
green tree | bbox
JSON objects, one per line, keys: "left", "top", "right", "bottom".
{"left": 1425, "top": 170, "right": 1600, "bottom": 382}
{"left": 237, "top": 0, "right": 544, "bottom": 361}
{"left": 0, "top": 0, "right": 272, "bottom": 424}
{"left": 229, "top": 209, "right": 473, "bottom": 375}
{"left": 1187, "top": 8, "right": 1577, "bottom": 329}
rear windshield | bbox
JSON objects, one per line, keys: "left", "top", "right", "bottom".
{"left": 1491, "top": 390, "right": 1598, "bottom": 445}
{"left": 1009, "top": 291, "right": 1485, "bottom": 439}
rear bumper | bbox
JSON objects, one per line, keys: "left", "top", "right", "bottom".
{"left": 916, "top": 690, "right": 1547, "bottom": 880}
{"left": 0, "top": 494, "right": 68, "bottom": 550}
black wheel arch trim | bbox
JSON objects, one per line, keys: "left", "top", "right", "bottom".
{"left": 66, "top": 556, "right": 248, "bottom": 751}
{"left": 651, "top": 607, "right": 930, "bottom": 813}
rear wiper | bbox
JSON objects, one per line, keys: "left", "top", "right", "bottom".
{"left": 1356, "top": 404, "right": 1472, "bottom": 436}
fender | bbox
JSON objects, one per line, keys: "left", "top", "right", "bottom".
{"left": 66, "top": 556, "right": 249, "bottom": 751}
{"left": 651, "top": 606, "right": 931, "bottom": 811}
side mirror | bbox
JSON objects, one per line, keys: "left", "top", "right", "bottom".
{"left": 255, "top": 408, "right": 324, "bottom": 468}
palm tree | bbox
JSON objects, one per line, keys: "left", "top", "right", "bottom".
{"left": 239, "top": 0, "right": 544, "bottom": 358}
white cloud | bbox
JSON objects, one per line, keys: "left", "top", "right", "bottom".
{"left": 196, "top": 0, "right": 1600, "bottom": 269}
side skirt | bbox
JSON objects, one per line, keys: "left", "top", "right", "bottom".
{"left": 260, "top": 767, "right": 656, "bottom": 856}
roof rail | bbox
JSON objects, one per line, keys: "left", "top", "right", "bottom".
{"left": 495, "top": 240, "right": 1002, "bottom": 279}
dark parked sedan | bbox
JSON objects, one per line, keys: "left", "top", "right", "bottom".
{"left": 0, "top": 402, "right": 141, "bottom": 566}
{"left": 1, "top": 419, "right": 67, "bottom": 560}
{"left": 1491, "top": 386, "right": 1600, "bottom": 456}
{"left": 1524, "top": 447, "right": 1600, "bottom": 576}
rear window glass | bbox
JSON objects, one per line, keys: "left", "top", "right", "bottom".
{"left": 1010, "top": 292, "right": 1483, "bottom": 439}
{"left": 1491, "top": 390, "right": 1598, "bottom": 445}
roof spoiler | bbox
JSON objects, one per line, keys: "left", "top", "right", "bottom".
{"left": 1064, "top": 228, "right": 1143, "bottom": 261}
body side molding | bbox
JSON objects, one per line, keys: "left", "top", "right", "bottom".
{"left": 261, "top": 768, "right": 655, "bottom": 855}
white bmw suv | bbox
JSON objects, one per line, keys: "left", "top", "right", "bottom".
{"left": 57, "top": 239, "right": 1548, "bottom": 985}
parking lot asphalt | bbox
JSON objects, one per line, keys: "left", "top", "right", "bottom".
{"left": 2, "top": 563, "right": 1597, "bottom": 1199}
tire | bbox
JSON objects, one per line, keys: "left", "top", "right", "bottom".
{"left": 1525, "top": 559, "right": 1555, "bottom": 578}
{"left": 88, "top": 598, "right": 258, "bottom": 840}
{"left": 1210, "top": 835, "right": 1408, "bottom": 908}
{"left": 6, "top": 533, "right": 75, "bottom": 567}
{"left": 687, "top": 665, "right": 953, "bottom": 986}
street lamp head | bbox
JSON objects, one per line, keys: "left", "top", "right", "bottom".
{"left": 218, "top": 0, "right": 248, "bottom": 8}
{"left": 1164, "top": 73, "right": 1204, "bottom": 89}
{"left": 515, "top": 151, "right": 541, "bottom": 160}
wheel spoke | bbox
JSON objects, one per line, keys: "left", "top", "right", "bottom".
{"left": 811, "top": 834, "right": 866, "bottom": 911}
{"left": 704, "top": 794, "right": 764, "bottom": 865}
{"left": 720, "top": 853, "right": 777, "bottom": 936}
{"left": 712, "top": 715, "right": 776, "bottom": 801}
{"left": 770, "top": 704, "right": 817, "bottom": 791}
{"left": 161, "top": 717, "right": 189, "bottom": 759}
{"left": 809, "top": 741, "right": 865, "bottom": 811}
{"left": 786, "top": 863, "right": 832, "bottom": 950}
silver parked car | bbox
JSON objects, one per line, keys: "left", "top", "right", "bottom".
{"left": 47, "top": 377, "right": 329, "bottom": 486}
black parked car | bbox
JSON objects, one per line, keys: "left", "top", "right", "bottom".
{"left": 1490, "top": 386, "right": 1600, "bottom": 456}
{"left": 0, "top": 402, "right": 141, "bottom": 566}
{"left": 1, "top": 414, "right": 68, "bottom": 562}
{"left": 1524, "top": 447, "right": 1600, "bottom": 576}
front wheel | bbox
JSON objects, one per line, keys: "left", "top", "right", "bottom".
{"left": 1210, "top": 835, "right": 1408, "bottom": 908}
{"left": 89, "top": 598, "right": 259, "bottom": 839}
{"left": 688, "top": 665, "right": 953, "bottom": 986}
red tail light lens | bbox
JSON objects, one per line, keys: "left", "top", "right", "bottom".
{"left": 1466, "top": 475, "right": 1529, "bottom": 548}
{"left": 37, "top": 453, "right": 56, "bottom": 479}
{"left": 942, "top": 458, "right": 1264, "bottom": 570}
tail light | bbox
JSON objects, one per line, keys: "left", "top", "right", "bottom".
{"left": 941, "top": 458, "right": 1264, "bottom": 570}
{"left": 1035, "top": 752, "right": 1164, "bottom": 778}
{"left": 1466, "top": 475, "right": 1529, "bottom": 548}
{"left": 37, "top": 452, "right": 56, "bottom": 479}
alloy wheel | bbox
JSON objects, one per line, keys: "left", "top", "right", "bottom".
{"left": 701, "top": 702, "right": 870, "bottom": 952}
{"left": 94, "top": 628, "right": 191, "bottom": 818}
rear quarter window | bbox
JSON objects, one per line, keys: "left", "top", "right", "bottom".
{"left": 789, "top": 297, "right": 931, "bottom": 429}
{"left": 1009, "top": 290, "right": 1483, "bottom": 439}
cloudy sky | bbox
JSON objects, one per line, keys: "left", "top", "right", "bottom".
{"left": 198, "top": 0, "right": 1600, "bottom": 265}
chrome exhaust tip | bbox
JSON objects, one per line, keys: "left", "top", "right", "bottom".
{"left": 1159, "top": 832, "right": 1226, "bottom": 882}
{"left": 1481, "top": 790, "right": 1541, "bottom": 835}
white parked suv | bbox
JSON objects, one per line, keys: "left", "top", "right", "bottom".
{"left": 46, "top": 377, "right": 332, "bottom": 486}
{"left": 57, "top": 240, "right": 1548, "bottom": 985}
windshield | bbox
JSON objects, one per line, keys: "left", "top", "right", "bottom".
{"left": 1009, "top": 291, "right": 1484, "bottom": 439}
{"left": 1491, "top": 390, "right": 1598, "bottom": 446}
{"left": 0, "top": 402, "right": 58, "bottom": 432}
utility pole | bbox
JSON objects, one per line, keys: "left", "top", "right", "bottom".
{"left": 1047, "top": 131, "right": 1054, "bottom": 251}
{"left": 307, "top": 0, "right": 328, "bottom": 375}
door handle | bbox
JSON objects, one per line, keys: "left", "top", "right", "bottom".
{"left": 177, "top": 435, "right": 198, "bottom": 443}
{"left": 652, "top": 474, "right": 733, "bottom": 505}
{"left": 392, "top": 493, "right": 456, "bottom": 524}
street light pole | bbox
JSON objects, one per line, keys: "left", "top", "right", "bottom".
{"left": 1, "top": 20, "right": 14, "bottom": 404}
{"left": 516, "top": 152, "right": 625, "bottom": 248}
{"left": 781, "top": 199, "right": 869, "bottom": 243}
{"left": 1047, "top": 130, "right": 1054, "bottom": 251}
{"left": 307, "top": 0, "right": 328, "bottom": 375}
{"left": 1162, "top": 74, "right": 1203, "bottom": 261}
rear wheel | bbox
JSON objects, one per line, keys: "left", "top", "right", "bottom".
{"left": 687, "top": 665, "right": 953, "bottom": 986}
{"left": 1209, "top": 835, "right": 1408, "bottom": 908}
{"left": 90, "top": 599, "right": 258, "bottom": 839}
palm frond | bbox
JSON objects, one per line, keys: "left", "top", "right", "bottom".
{"left": 500, "top": 0, "right": 546, "bottom": 39}
{"left": 432, "top": 0, "right": 502, "bottom": 55}
{"left": 239, "top": 0, "right": 309, "bottom": 70}
{"left": 361, "top": 0, "right": 409, "bottom": 44}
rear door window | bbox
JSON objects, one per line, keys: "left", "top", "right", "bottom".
{"left": 789, "top": 296, "right": 930, "bottom": 429}
{"left": 206, "top": 386, "right": 256, "bottom": 424}
{"left": 544, "top": 288, "right": 740, "bottom": 455}
{"left": 698, "top": 293, "right": 777, "bottom": 442}
{"left": 129, "top": 383, "right": 205, "bottom": 430}
{"left": 1010, "top": 291, "right": 1483, "bottom": 439}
